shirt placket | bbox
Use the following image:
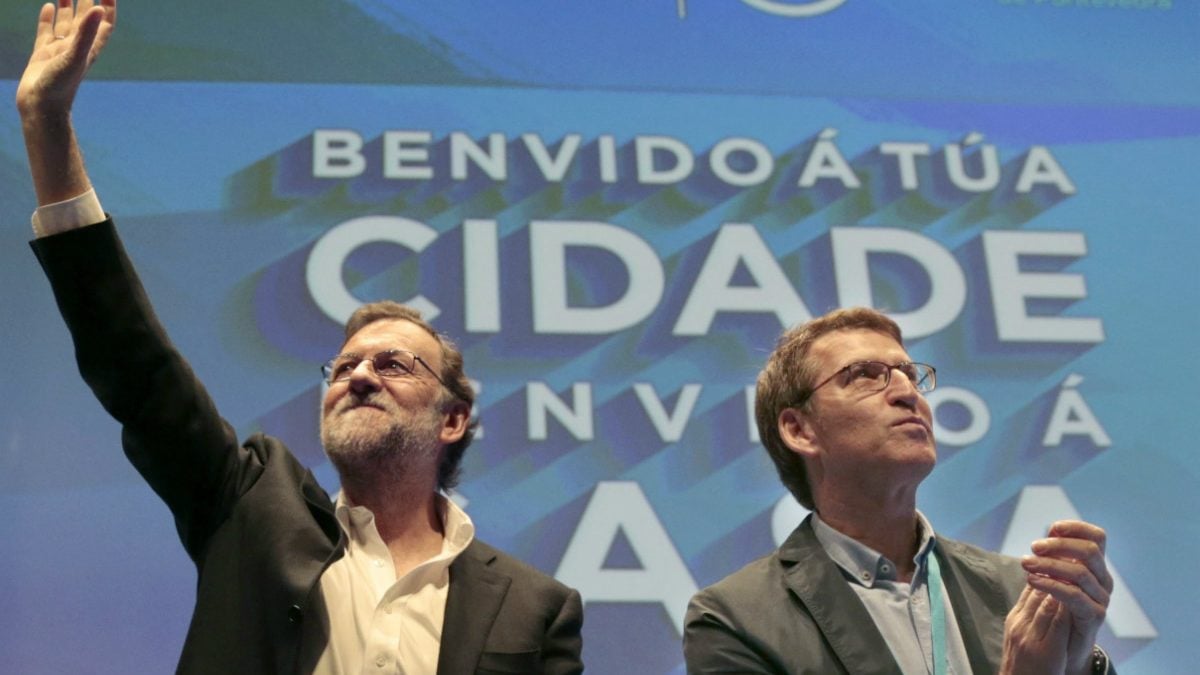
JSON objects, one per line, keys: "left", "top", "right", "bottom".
{"left": 909, "top": 561, "right": 936, "bottom": 675}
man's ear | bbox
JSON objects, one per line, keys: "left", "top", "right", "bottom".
{"left": 439, "top": 401, "right": 471, "bottom": 445}
{"left": 779, "top": 407, "right": 819, "bottom": 460}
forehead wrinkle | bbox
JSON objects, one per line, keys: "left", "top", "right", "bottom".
{"left": 813, "top": 329, "right": 909, "bottom": 366}
{"left": 341, "top": 320, "right": 443, "bottom": 371}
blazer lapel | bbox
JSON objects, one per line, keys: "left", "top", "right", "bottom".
{"left": 936, "top": 539, "right": 1014, "bottom": 673}
{"left": 436, "top": 541, "right": 511, "bottom": 675}
{"left": 780, "top": 520, "right": 905, "bottom": 675}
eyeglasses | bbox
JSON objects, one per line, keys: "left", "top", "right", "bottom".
{"left": 321, "top": 349, "right": 448, "bottom": 388}
{"left": 802, "top": 361, "right": 936, "bottom": 404}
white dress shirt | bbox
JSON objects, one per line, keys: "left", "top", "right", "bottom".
{"left": 311, "top": 494, "right": 475, "bottom": 675}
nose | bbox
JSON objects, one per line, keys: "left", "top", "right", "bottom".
{"left": 884, "top": 367, "right": 921, "bottom": 409}
{"left": 346, "top": 358, "right": 383, "bottom": 395}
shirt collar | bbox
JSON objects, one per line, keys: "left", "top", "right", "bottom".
{"left": 811, "top": 510, "right": 938, "bottom": 587}
{"left": 334, "top": 491, "right": 476, "bottom": 559}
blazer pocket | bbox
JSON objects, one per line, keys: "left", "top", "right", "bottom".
{"left": 476, "top": 648, "right": 541, "bottom": 674}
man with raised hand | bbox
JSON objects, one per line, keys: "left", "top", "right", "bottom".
{"left": 684, "top": 307, "right": 1113, "bottom": 674}
{"left": 18, "top": 2, "right": 583, "bottom": 672}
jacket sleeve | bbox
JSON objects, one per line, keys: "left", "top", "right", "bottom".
{"left": 683, "top": 589, "right": 781, "bottom": 674}
{"left": 539, "top": 587, "right": 584, "bottom": 675}
{"left": 31, "top": 219, "right": 267, "bottom": 559}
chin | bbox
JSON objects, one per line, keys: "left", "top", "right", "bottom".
{"left": 321, "top": 420, "right": 387, "bottom": 460}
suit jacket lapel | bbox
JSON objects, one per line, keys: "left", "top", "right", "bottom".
{"left": 436, "top": 541, "right": 511, "bottom": 675}
{"left": 936, "top": 539, "right": 1012, "bottom": 673}
{"left": 780, "top": 520, "right": 905, "bottom": 675}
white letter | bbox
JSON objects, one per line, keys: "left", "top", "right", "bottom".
{"left": 530, "top": 221, "right": 664, "bottom": 334}
{"left": 383, "top": 131, "right": 433, "bottom": 180}
{"left": 451, "top": 132, "right": 507, "bottom": 180}
{"left": 306, "top": 216, "right": 439, "bottom": 324}
{"left": 797, "top": 128, "right": 860, "bottom": 189}
{"left": 1001, "top": 485, "right": 1156, "bottom": 639}
{"left": 556, "top": 481, "right": 699, "bottom": 635}
{"left": 746, "top": 385, "right": 760, "bottom": 443}
{"left": 636, "top": 135, "right": 694, "bottom": 185}
{"left": 983, "top": 231, "right": 1103, "bottom": 343}
{"left": 1042, "top": 374, "right": 1112, "bottom": 447}
{"left": 633, "top": 384, "right": 702, "bottom": 442}
{"left": 469, "top": 379, "right": 483, "bottom": 439}
{"left": 598, "top": 135, "right": 618, "bottom": 184}
{"left": 674, "top": 223, "right": 811, "bottom": 336}
{"left": 313, "top": 129, "right": 365, "bottom": 178}
{"left": 943, "top": 132, "right": 1001, "bottom": 193}
{"left": 925, "top": 387, "right": 990, "bottom": 447}
{"left": 523, "top": 133, "right": 582, "bottom": 182}
{"left": 527, "top": 382, "right": 594, "bottom": 441}
{"left": 879, "top": 141, "right": 930, "bottom": 190}
{"left": 831, "top": 227, "right": 966, "bottom": 339}
{"left": 709, "top": 137, "right": 774, "bottom": 187}
{"left": 1015, "top": 146, "right": 1076, "bottom": 194}
{"left": 463, "top": 219, "right": 500, "bottom": 333}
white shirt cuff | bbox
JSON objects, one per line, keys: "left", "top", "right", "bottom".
{"left": 31, "top": 189, "right": 106, "bottom": 238}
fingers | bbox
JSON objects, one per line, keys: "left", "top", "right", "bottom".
{"left": 1012, "top": 587, "right": 1067, "bottom": 639}
{"left": 71, "top": 9, "right": 107, "bottom": 64}
{"left": 89, "top": 1, "right": 118, "bottom": 59}
{"left": 50, "top": 1, "right": 115, "bottom": 40}
{"left": 45, "top": 2, "right": 111, "bottom": 66}
{"left": 1003, "top": 586, "right": 1071, "bottom": 675}
{"left": 1033, "top": 592, "right": 1070, "bottom": 641}
{"left": 103, "top": 0, "right": 118, "bottom": 33}
{"left": 1015, "top": 518, "right": 1112, "bottom": 646}
{"left": 35, "top": 4, "right": 56, "bottom": 45}
{"left": 1023, "top": 551, "right": 1111, "bottom": 600}
{"left": 1010, "top": 585, "right": 1034, "bottom": 618}
{"left": 56, "top": 0, "right": 75, "bottom": 32}
{"left": 1025, "top": 571, "right": 1107, "bottom": 626}
{"left": 1048, "top": 519, "right": 1107, "bottom": 554}
{"left": 1026, "top": 522, "right": 1114, "bottom": 596}
{"left": 18, "top": 0, "right": 116, "bottom": 119}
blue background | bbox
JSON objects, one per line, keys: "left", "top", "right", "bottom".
{"left": 1, "top": 1, "right": 1197, "bottom": 673}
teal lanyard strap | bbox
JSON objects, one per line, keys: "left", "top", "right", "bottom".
{"left": 927, "top": 551, "right": 948, "bottom": 675}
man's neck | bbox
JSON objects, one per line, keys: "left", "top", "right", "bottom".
{"left": 341, "top": 471, "right": 446, "bottom": 579}
{"left": 816, "top": 493, "right": 922, "bottom": 582}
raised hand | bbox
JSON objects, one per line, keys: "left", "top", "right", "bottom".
{"left": 16, "top": 1, "right": 118, "bottom": 208}
{"left": 17, "top": 0, "right": 118, "bottom": 119}
{"left": 1000, "top": 585, "right": 1072, "bottom": 675}
{"left": 1021, "top": 519, "right": 1112, "bottom": 674}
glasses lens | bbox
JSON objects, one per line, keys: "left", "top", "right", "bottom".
{"left": 914, "top": 364, "right": 935, "bottom": 392}
{"left": 371, "top": 351, "right": 416, "bottom": 379}
{"left": 845, "top": 362, "right": 891, "bottom": 391}
{"left": 325, "top": 355, "right": 362, "bottom": 383}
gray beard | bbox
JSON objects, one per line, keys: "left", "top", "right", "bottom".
{"left": 320, "top": 403, "right": 443, "bottom": 485}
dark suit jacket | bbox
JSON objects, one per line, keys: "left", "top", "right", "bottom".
{"left": 32, "top": 220, "right": 583, "bottom": 675}
{"left": 683, "top": 516, "right": 1026, "bottom": 674}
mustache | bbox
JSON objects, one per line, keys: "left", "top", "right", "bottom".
{"left": 338, "top": 392, "right": 395, "bottom": 413}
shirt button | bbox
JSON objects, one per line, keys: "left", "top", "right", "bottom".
{"left": 860, "top": 571, "right": 871, "bottom": 581}
{"left": 374, "top": 559, "right": 385, "bottom": 568}
{"left": 881, "top": 564, "right": 891, "bottom": 573}
{"left": 375, "top": 655, "right": 387, "bottom": 668}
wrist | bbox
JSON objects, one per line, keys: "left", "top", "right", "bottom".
{"left": 19, "top": 106, "right": 72, "bottom": 135}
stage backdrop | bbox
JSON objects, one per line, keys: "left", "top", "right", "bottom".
{"left": 2, "top": 2, "right": 1197, "bottom": 673}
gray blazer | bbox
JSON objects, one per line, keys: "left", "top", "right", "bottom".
{"left": 683, "top": 516, "right": 1025, "bottom": 674}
